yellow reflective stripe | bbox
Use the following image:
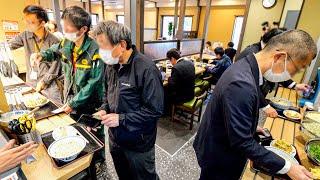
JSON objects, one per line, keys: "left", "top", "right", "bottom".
{"left": 92, "top": 54, "right": 100, "bottom": 61}
{"left": 61, "top": 38, "right": 66, "bottom": 46}
{"left": 75, "top": 64, "right": 91, "bottom": 69}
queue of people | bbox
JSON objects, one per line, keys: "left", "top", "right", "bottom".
{"left": 1, "top": 4, "right": 318, "bottom": 180}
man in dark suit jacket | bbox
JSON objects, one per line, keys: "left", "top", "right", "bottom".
{"left": 225, "top": 41, "right": 237, "bottom": 61}
{"left": 193, "top": 30, "right": 317, "bottom": 180}
{"left": 236, "top": 28, "right": 310, "bottom": 118}
{"left": 167, "top": 48, "right": 195, "bottom": 104}
{"left": 206, "top": 47, "right": 232, "bottom": 85}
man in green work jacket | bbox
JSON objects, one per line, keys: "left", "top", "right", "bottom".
{"left": 32, "top": 6, "right": 106, "bottom": 171}
{"left": 32, "top": 6, "right": 104, "bottom": 117}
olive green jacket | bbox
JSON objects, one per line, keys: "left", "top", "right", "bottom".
{"left": 40, "top": 35, "right": 104, "bottom": 110}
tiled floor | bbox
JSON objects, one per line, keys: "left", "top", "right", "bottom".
{"left": 95, "top": 84, "right": 270, "bottom": 180}
{"left": 156, "top": 115, "right": 200, "bottom": 156}
{"left": 102, "top": 134, "right": 201, "bottom": 180}
{"left": 100, "top": 110, "right": 205, "bottom": 180}
{"left": 96, "top": 92, "right": 214, "bottom": 180}
{"left": 99, "top": 107, "right": 268, "bottom": 180}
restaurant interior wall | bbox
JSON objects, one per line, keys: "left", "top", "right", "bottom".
{"left": 0, "top": 0, "right": 36, "bottom": 73}
{"left": 297, "top": 0, "right": 320, "bottom": 83}
{"left": 240, "top": 0, "right": 286, "bottom": 51}
{"left": 197, "top": 5, "right": 245, "bottom": 49}
{"left": 297, "top": 0, "right": 320, "bottom": 41}
{"left": 279, "top": 0, "right": 304, "bottom": 27}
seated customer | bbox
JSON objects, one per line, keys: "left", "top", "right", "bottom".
{"left": 203, "top": 41, "right": 214, "bottom": 55}
{"left": 225, "top": 41, "right": 237, "bottom": 61}
{"left": 167, "top": 48, "right": 195, "bottom": 104}
{"left": 206, "top": 47, "right": 232, "bottom": 84}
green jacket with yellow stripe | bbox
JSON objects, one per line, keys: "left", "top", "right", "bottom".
{"left": 40, "top": 35, "right": 104, "bottom": 111}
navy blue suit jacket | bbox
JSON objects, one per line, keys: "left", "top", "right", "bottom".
{"left": 193, "top": 53, "right": 285, "bottom": 178}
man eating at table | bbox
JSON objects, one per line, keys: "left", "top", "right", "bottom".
{"left": 193, "top": 30, "right": 317, "bottom": 179}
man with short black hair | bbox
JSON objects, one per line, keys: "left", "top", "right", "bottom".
{"left": 167, "top": 48, "right": 195, "bottom": 104}
{"left": 9, "top": 5, "right": 62, "bottom": 103}
{"left": 32, "top": 7, "right": 105, "bottom": 169}
{"left": 261, "top": 21, "right": 270, "bottom": 35}
{"left": 225, "top": 41, "right": 237, "bottom": 61}
{"left": 194, "top": 29, "right": 317, "bottom": 180}
{"left": 93, "top": 20, "right": 164, "bottom": 180}
{"left": 273, "top": 21, "right": 280, "bottom": 29}
{"left": 205, "top": 47, "right": 232, "bottom": 84}
{"left": 32, "top": 6, "right": 104, "bottom": 117}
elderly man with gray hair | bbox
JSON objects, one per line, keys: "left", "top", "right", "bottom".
{"left": 93, "top": 20, "right": 164, "bottom": 180}
{"left": 193, "top": 29, "right": 317, "bottom": 180}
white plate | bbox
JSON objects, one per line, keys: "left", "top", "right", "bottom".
{"left": 52, "top": 126, "right": 78, "bottom": 140}
{"left": 265, "top": 146, "right": 299, "bottom": 166}
{"left": 283, "top": 110, "right": 302, "bottom": 120}
{"left": 48, "top": 136, "right": 86, "bottom": 162}
{"left": 270, "top": 140, "right": 297, "bottom": 157}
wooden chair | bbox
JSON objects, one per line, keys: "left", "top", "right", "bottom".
{"left": 171, "top": 91, "right": 207, "bottom": 130}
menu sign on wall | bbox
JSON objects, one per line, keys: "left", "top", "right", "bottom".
{"left": 2, "top": 20, "right": 19, "bottom": 41}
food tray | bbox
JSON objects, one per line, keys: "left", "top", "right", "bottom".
{"left": 3, "top": 83, "right": 30, "bottom": 91}
{"left": 250, "top": 141, "right": 301, "bottom": 179}
{"left": 300, "top": 120, "right": 320, "bottom": 142}
{"left": 33, "top": 101, "right": 58, "bottom": 120}
{"left": 41, "top": 123, "right": 104, "bottom": 169}
{"left": 304, "top": 111, "right": 320, "bottom": 123}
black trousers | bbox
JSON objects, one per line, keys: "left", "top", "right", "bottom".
{"left": 109, "top": 139, "right": 159, "bottom": 180}
{"left": 199, "top": 163, "right": 245, "bottom": 180}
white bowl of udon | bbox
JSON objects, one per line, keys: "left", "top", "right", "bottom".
{"left": 48, "top": 136, "right": 86, "bottom": 162}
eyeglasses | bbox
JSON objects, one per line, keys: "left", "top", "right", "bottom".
{"left": 286, "top": 53, "right": 300, "bottom": 72}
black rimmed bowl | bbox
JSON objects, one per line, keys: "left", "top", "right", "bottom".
{"left": 305, "top": 138, "right": 320, "bottom": 166}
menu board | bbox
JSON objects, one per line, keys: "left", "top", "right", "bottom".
{"left": 2, "top": 20, "right": 19, "bottom": 41}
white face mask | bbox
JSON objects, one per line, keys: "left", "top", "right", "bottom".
{"left": 99, "top": 45, "right": 120, "bottom": 65}
{"left": 64, "top": 31, "right": 80, "bottom": 42}
{"left": 263, "top": 55, "right": 292, "bottom": 82}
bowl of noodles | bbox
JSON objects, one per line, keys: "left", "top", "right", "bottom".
{"left": 48, "top": 136, "right": 86, "bottom": 162}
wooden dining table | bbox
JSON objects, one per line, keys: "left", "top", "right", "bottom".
{"left": 0, "top": 75, "right": 94, "bottom": 180}
{"left": 240, "top": 87, "right": 320, "bottom": 179}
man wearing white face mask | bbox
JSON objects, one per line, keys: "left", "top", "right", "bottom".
{"left": 9, "top": 5, "right": 62, "bottom": 103}
{"left": 93, "top": 21, "right": 164, "bottom": 180}
{"left": 237, "top": 29, "right": 310, "bottom": 120}
{"left": 31, "top": 7, "right": 105, "bottom": 168}
{"left": 31, "top": 6, "right": 104, "bottom": 116}
{"left": 193, "top": 30, "right": 317, "bottom": 180}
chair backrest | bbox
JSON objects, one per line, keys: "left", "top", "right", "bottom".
{"left": 192, "top": 91, "right": 207, "bottom": 109}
